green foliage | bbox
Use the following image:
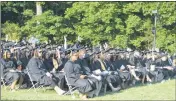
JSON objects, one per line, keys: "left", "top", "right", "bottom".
{"left": 65, "top": 2, "right": 125, "bottom": 45}
{"left": 21, "top": 10, "right": 65, "bottom": 43}
{"left": 2, "top": 21, "right": 21, "bottom": 41}
{"left": 111, "top": 35, "right": 128, "bottom": 49}
{"left": 1, "top": 1, "right": 176, "bottom": 53}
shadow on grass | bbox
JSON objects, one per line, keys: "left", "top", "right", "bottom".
{"left": 95, "top": 79, "right": 174, "bottom": 98}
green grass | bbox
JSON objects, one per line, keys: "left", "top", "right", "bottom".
{"left": 1, "top": 79, "right": 175, "bottom": 100}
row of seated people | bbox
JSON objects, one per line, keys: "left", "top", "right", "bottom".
{"left": 1, "top": 48, "right": 176, "bottom": 99}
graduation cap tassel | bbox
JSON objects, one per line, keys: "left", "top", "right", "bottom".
{"left": 57, "top": 49, "right": 60, "bottom": 59}
{"left": 4, "top": 51, "right": 7, "bottom": 59}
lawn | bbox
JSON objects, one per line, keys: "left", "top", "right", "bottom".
{"left": 1, "top": 79, "right": 175, "bottom": 100}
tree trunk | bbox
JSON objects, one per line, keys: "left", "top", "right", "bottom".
{"left": 36, "top": 2, "right": 42, "bottom": 16}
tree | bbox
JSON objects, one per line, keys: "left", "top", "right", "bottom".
{"left": 2, "top": 21, "right": 21, "bottom": 41}
{"left": 65, "top": 2, "right": 125, "bottom": 45}
{"left": 1, "top": 1, "right": 176, "bottom": 53}
{"left": 21, "top": 10, "right": 66, "bottom": 44}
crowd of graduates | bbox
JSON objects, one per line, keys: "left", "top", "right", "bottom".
{"left": 1, "top": 40, "right": 176, "bottom": 100}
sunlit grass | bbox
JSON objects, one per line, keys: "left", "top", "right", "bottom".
{"left": 1, "top": 79, "right": 175, "bottom": 100}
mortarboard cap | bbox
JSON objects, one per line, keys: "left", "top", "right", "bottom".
{"left": 17, "top": 60, "right": 22, "bottom": 66}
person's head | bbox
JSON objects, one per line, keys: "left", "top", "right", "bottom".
{"left": 70, "top": 51, "right": 79, "bottom": 62}
{"left": 6, "top": 50, "right": 11, "bottom": 59}
{"left": 147, "top": 54, "right": 151, "bottom": 59}
{"left": 105, "top": 53, "right": 113, "bottom": 61}
{"left": 125, "top": 53, "right": 130, "bottom": 59}
{"left": 33, "top": 49, "right": 42, "bottom": 58}
{"left": 120, "top": 54, "right": 125, "bottom": 59}
{"left": 161, "top": 56, "right": 167, "bottom": 61}
{"left": 17, "top": 60, "right": 23, "bottom": 70}
{"left": 79, "top": 49, "right": 86, "bottom": 59}
{"left": 100, "top": 53, "right": 105, "bottom": 61}
{"left": 134, "top": 51, "right": 141, "bottom": 58}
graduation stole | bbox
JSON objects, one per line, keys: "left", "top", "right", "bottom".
{"left": 3, "top": 51, "right": 7, "bottom": 59}
{"left": 173, "top": 59, "right": 176, "bottom": 67}
{"left": 97, "top": 59, "right": 106, "bottom": 71}
{"left": 53, "top": 58, "right": 59, "bottom": 69}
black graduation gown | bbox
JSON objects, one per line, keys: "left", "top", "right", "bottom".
{"left": 76, "top": 58, "right": 103, "bottom": 96}
{"left": 136, "top": 57, "right": 148, "bottom": 76}
{"left": 27, "top": 57, "right": 46, "bottom": 81}
{"left": 103, "top": 60, "right": 122, "bottom": 86}
{"left": 91, "top": 60, "right": 103, "bottom": 71}
{"left": 113, "top": 59, "right": 132, "bottom": 84}
{"left": 128, "top": 55, "right": 136, "bottom": 66}
{"left": 64, "top": 60, "right": 93, "bottom": 94}
{"left": 76, "top": 59, "right": 92, "bottom": 75}
{"left": 43, "top": 58, "right": 53, "bottom": 71}
{"left": 42, "top": 58, "right": 65, "bottom": 89}
{"left": 20, "top": 57, "right": 29, "bottom": 69}
{"left": 151, "top": 59, "right": 165, "bottom": 82}
{"left": 2, "top": 58, "right": 20, "bottom": 85}
{"left": 57, "top": 57, "right": 68, "bottom": 71}
{"left": 115, "top": 59, "right": 128, "bottom": 70}
{"left": 26, "top": 57, "right": 56, "bottom": 87}
{"left": 155, "top": 59, "right": 173, "bottom": 79}
{"left": 0, "top": 58, "right": 6, "bottom": 77}
{"left": 19, "top": 50, "right": 29, "bottom": 68}
{"left": 145, "top": 59, "right": 156, "bottom": 80}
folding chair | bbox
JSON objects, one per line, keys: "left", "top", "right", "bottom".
{"left": 1, "top": 77, "right": 7, "bottom": 90}
{"left": 1, "top": 63, "right": 7, "bottom": 90}
{"left": 26, "top": 68, "right": 43, "bottom": 92}
{"left": 64, "top": 75, "right": 78, "bottom": 96}
{"left": 103, "top": 78, "right": 108, "bottom": 95}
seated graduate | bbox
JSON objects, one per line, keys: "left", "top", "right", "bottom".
{"left": 26, "top": 48, "right": 65, "bottom": 95}
{"left": 64, "top": 49, "right": 99, "bottom": 99}
{"left": 91, "top": 51, "right": 122, "bottom": 92}
{"left": 164, "top": 57, "right": 176, "bottom": 78}
{"left": 76, "top": 49, "right": 102, "bottom": 97}
{"left": 1, "top": 50, "right": 23, "bottom": 91}
{"left": 127, "top": 51, "right": 150, "bottom": 83}
{"left": 19, "top": 49, "right": 30, "bottom": 69}
{"left": 103, "top": 53, "right": 122, "bottom": 91}
{"left": 55, "top": 48, "right": 69, "bottom": 72}
{"left": 134, "top": 51, "right": 152, "bottom": 83}
{"left": 49, "top": 50, "right": 66, "bottom": 90}
{"left": 147, "top": 54, "right": 165, "bottom": 82}
{"left": 143, "top": 53, "right": 156, "bottom": 83}
{"left": 155, "top": 55, "right": 174, "bottom": 80}
{"left": 113, "top": 53, "right": 133, "bottom": 88}
{"left": 126, "top": 51, "right": 141, "bottom": 81}
{"left": 42, "top": 51, "right": 54, "bottom": 72}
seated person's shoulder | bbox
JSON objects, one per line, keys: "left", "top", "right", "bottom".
{"left": 65, "top": 60, "right": 73, "bottom": 66}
